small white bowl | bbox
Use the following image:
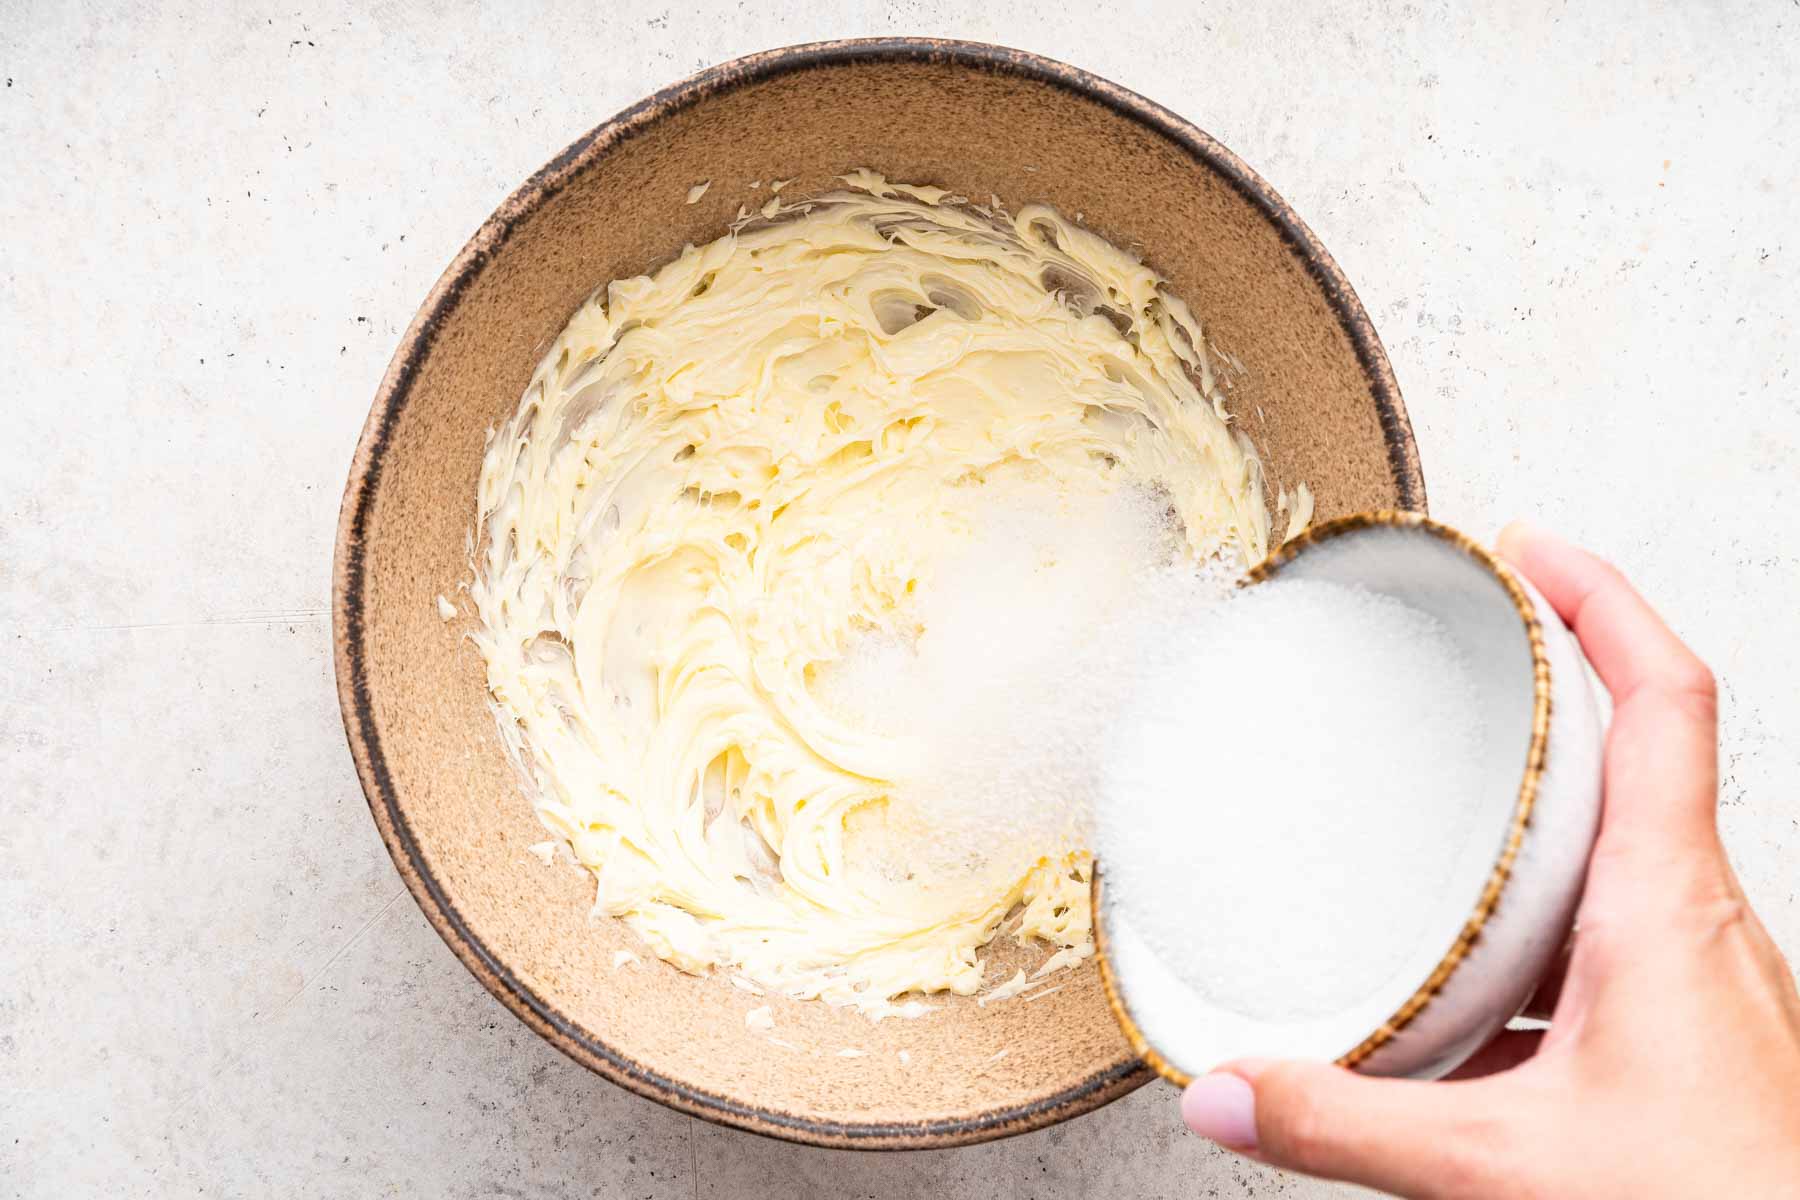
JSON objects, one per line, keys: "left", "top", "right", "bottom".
{"left": 1096, "top": 511, "right": 1604, "bottom": 1082}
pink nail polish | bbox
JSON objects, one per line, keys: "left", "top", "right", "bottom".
{"left": 1181, "top": 1073, "right": 1258, "bottom": 1149}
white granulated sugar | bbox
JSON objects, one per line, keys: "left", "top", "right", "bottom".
{"left": 804, "top": 471, "right": 1485, "bottom": 1028}
{"left": 813, "top": 478, "right": 1234, "bottom": 892}
{"left": 1097, "top": 576, "right": 1487, "bottom": 1022}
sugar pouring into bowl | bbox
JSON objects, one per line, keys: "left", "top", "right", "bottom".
{"left": 1094, "top": 510, "right": 1605, "bottom": 1082}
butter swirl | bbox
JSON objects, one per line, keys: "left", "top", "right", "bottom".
{"left": 471, "top": 174, "right": 1272, "bottom": 1014}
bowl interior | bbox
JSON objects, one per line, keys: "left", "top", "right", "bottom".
{"left": 1099, "top": 516, "right": 1538, "bottom": 1083}
{"left": 334, "top": 41, "right": 1421, "bottom": 1146}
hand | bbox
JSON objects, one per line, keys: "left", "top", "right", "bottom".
{"left": 1179, "top": 522, "right": 1800, "bottom": 1198}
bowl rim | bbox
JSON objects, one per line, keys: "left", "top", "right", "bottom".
{"left": 331, "top": 37, "right": 1424, "bottom": 1148}
{"left": 1094, "top": 510, "right": 1553, "bottom": 1087}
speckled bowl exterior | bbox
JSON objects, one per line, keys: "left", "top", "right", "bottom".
{"left": 1097, "top": 512, "right": 1604, "bottom": 1085}
{"left": 331, "top": 39, "right": 1423, "bottom": 1147}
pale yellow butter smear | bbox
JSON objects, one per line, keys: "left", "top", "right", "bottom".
{"left": 470, "top": 173, "right": 1275, "bottom": 1016}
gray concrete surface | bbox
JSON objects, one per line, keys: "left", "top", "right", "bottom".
{"left": 3, "top": 2, "right": 1796, "bottom": 1196}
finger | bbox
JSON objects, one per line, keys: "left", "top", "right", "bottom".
{"left": 1444, "top": 1030, "right": 1546, "bottom": 1080}
{"left": 1495, "top": 522, "right": 1714, "bottom": 711}
{"left": 1185, "top": 1060, "right": 1514, "bottom": 1197}
{"left": 1496, "top": 522, "right": 1719, "bottom": 855}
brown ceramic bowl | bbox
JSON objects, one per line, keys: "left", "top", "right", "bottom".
{"left": 331, "top": 38, "right": 1424, "bottom": 1148}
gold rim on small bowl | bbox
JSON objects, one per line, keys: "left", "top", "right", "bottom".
{"left": 1094, "top": 509, "right": 1553, "bottom": 1087}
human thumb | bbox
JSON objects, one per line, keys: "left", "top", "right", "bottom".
{"left": 1183, "top": 1060, "right": 1509, "bottom": 1198}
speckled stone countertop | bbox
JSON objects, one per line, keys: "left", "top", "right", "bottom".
{"left": 3, "top": 3, "right": 1795, "bottom": 1196}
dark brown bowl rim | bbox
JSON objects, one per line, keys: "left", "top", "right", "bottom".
{"left": 331, "top": 36, "right": 1424, "bottom": 1149}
